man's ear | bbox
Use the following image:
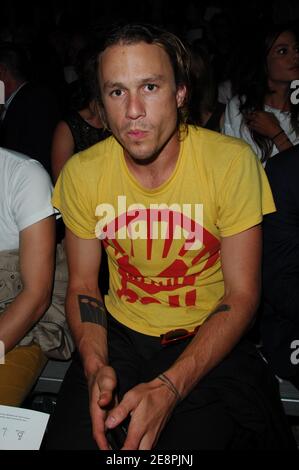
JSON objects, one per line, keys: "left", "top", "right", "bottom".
{"left": 176, "top": 85, "right": 187, "bottom": 109}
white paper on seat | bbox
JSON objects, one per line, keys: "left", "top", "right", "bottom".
{"left": 0, "top": 405, "right": 49, "bottom": 450}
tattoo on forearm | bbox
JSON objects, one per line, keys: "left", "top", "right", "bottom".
{"left": 209, "top": 303, "right": 231, "bottom": 319}
{"left": 78, "top": 295, "right": 107, "bottom": 329}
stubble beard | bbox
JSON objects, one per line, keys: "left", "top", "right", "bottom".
{"left": 122, "top": 126, "right": 177, "bottom": 166}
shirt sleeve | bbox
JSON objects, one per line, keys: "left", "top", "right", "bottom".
{"left": 11, "top": 160, "right": 55, "bottom": 231}
{"left": 52, "top": 155, "right": 97, "bottom": 239}
{"left": 222, "top": 96, "right": 242, "bottom": 138}
{"left": 216, "top": 145, "right": 276, "bottom": 237}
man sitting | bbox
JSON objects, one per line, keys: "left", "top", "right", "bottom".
{"left": 0, "top": 146, "right": 55, "bottom": 406}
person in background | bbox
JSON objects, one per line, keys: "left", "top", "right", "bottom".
{"left": 260, "top": 144, "right": 299, "bottom": 391}
{"left": 0, "top": 147, "right": 55, "bottom": 406}
{"left": 188, "top": 40, "right": 225, "bottom": 132}
{"left": 223, "top": 23, "right": 299, "bottom": 164}
{"left": 45, "top": 23, "right": 294, "bottom": 450}
{"left": 51, "top": 45, "right": 110, "bottom": 295}
{"left": 0, "top": 42, "right": 61, "bottom": 175}
{"left": 51, "top": 46, "right": 110, "bottom": 183}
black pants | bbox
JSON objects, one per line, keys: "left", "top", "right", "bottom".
{"left": 44, "top": 316, "right": 296, "bottom": 450}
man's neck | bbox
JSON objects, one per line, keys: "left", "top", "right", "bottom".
{"left": 123, "top": 132, "right": 181, "bottom": 190}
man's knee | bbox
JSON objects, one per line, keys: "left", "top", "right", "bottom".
{"left": 156, "top": 400, "right": 235, "bottom": 450}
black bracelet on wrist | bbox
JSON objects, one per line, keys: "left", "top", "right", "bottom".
{"left": 157, "top": 373, "right": 182, "bottom": 402}
{"left": 274, "top": 136, "right": 291, "bottom": 146}
{"left": 272, "top": 129, "right": 284, "bottom": 140}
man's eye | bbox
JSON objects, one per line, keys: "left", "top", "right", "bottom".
{"left": 111, "top": 89, "right": 123, "bottom": 97}
{"left": 277, "top": 47, "right": 287, "bottom": 55}
{"left": 145, "top": 84, "right": 157, "bottom": 91}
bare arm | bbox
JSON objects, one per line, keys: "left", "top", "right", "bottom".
{"left": 51, "top": 121, "right": 75, "bottom": 183}
{"left": 106, "top": 225, "right": 262, "bottom": 449}
{"left": 271, "top": 128, "right": 293, "bottom": 153}
{"left": 165, "top": 224, "right": 261, "bottom": 397}
{"left": 0, "top": 216, "right": 55, "bottom": 352}
{"left": 245, "top": 111, "right": 293, "bottom": 153}
{"left": 64, "top": 228, "right": 108, "bottom": 373}
{"left": 64, "top": 228, "right": 116, "bottom": 449}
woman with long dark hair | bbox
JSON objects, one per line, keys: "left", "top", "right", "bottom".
{"left": 223, "top": 23, "right": 299, "bottom": 164}
{"left": 51, "top": 45, "right": 110, "bottom": 183}
{"left": 188, "top": 40, "right": 225, "bottom": 132}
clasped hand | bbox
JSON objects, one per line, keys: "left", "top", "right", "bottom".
{"left": 89, "top": 366, "right": 178, "bottom": 450}
{"left": 245, "top": 110, "right": 281, "bottom": 139}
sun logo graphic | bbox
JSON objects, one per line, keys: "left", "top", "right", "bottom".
{"left": 95, "top": 196, "right": 204, "bottom": 250}
{"left": 95, "top": 197, "right": 220, "bottom": 308}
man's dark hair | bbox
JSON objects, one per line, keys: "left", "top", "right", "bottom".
{"left": 0, "top": 42, "right": 30, "bottom": 81}
{"left": 94, "top": 22, "right": 191, "bottom": 128}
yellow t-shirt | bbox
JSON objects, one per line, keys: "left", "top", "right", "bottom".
{"left": 52, "top": 125, "right": 275, "bottom": 336}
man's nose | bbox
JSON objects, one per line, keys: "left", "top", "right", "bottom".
{"left": 126, "top": 92, "right": 146, "bottom": 120}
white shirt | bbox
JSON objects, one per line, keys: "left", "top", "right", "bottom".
{"left": 218, "top": 80, "right": 233, "bottom": 105}
{"left": 223, "top": 95, "right": 299, "bottom": 161}
{"left": 1, "top": 82, "right": 27, "bottom": 121}
{"left": 0, "top": 147, "right": 55, "bottom": 250}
